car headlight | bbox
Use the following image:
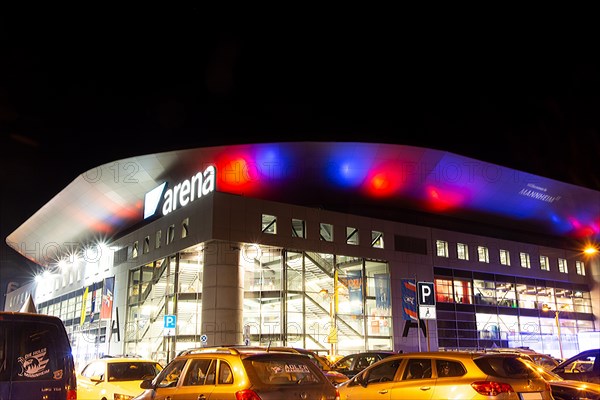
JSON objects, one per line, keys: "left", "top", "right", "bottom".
{"left": 114, "top": 394, "right": 134, "bottom": 400}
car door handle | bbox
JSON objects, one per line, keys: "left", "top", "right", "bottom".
{"left": 198, "top": 395, "right": 207, "bottom": 400}
{"left": 420, "top": 386, "right": 432, "bottom": 391}
{"left": 378, "top": 389, "right": 389, "bottom": 394}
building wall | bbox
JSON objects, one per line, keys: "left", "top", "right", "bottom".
{"left": 8, "top": 190, "right": 597, "bottom": 363}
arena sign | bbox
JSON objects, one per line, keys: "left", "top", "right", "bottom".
{"left": 144, "top": 165, "right": 216, "bottom": 219}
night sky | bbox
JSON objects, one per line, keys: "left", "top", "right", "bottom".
{"left": 1, "top": 10, "right": 599, "bottom": 305}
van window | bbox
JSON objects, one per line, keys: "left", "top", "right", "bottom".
{"left": 12, "top": 322, "right": 65, "bottom": 381}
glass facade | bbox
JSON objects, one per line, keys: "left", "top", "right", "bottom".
{"left": 119, "top": 243, "right": 392, "bottom": 362}
{"left": 434, "top": 267, "right": 594, "bottom": 358}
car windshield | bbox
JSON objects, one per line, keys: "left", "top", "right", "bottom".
{"left": 108, "top": 362, "right": 161, "bottom": 381}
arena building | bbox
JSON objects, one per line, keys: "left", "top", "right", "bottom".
{"left": 5, "top": 142, "right": 599, "bottom": 367}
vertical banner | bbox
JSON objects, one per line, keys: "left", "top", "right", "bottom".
{"left": 89, "top": 282, "right": 97, "bottom": 323}
{"left": 401, "top": 279, "right": 418, "bottom": 321}
{"left": 374, "top": 274, "right": 390, "bottom": 309}
{"left": 100, "top": 277, "right": 115, "bottom": 320}
{"left": 347, "top": 271, "right": 363, "bottom": 315}
{"left": 80, "top": 286, "right": 89, "bottom": 326}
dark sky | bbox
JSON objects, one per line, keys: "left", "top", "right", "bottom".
{"left": 1, "top": 11, "right": 599, "bottom": 305}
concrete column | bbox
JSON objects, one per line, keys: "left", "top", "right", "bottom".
{"left": 201, "top": 240, "right": 243, "bottom": 346}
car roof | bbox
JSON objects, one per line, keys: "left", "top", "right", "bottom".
{"left": 556, "top": 348, "right": 600, "bottom": 367}
{"left": 342, "top": 350, "right": 396, "bottom": 356}
{"left": 87, "top": 357, "right": 160, "bottom": 363}
{"left": 370, "top": 350, "right": 522, "bottom": 360}
{"left": 177, "top": 346, "right": 313, "bottom": 357}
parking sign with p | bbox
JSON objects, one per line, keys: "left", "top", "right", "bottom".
{"left": 417, "top": 282, "right": 436, "bottom": 320}
{"left": 417, "top": 282, "right": 435, "bottom": 305}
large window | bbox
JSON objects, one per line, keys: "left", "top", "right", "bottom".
{"left": 558, "top": 258, "right": 568, "bottom": 274}
{"left": 473, "top": 279, "right": 496, "bottom": 306}
{"left": 520, "top": 252, "right": 531, "bottom": 269}
{"left": 292, "top": 219, "right": 305, "bottom": 238}
{"left": 436, "top": 240, "right": 449, "bottom": 257}
{"left": 499, "top": 249, "right": 510, "bottom": 266}
{"left": 477, "top": 246, "right": 489, "bottom": 263}
{"left": 575, "top": 261, "right": 585, "bottom": 276}
{"left": 262, "top": 214, "right": 277, "bottom": 234}
{"left": 457, "top": 243, "right": 469, "bottom": 260}
{"left": 435, "top": 269, "right": 593, "bottom": 355}
{"left": 540, "top": 256, "right": 550, "bottom": 271}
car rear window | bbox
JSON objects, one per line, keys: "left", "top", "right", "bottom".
{"left": 245, "top": 356, "right": 326, "bottom": 385}
{"left": 475, "top": 355, "right": 542, "bottom": 379}
{"left": 108, "top": 362, "right": 161, "bottom": 381}
{"left": 11, "top": 321, "right": 68, "bottom": 382}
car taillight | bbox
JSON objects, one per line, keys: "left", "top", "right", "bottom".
{"left": 67, "top": 388, "right": 77, "bottom": 400}
{"left": 235, "top": 389, "right": 262, "bottom": 400}
{"left": 335, "top": 388, "right": 340, "bottom": 400}
{"left": 471, "top": 381, "right": 514, "bottom": 396}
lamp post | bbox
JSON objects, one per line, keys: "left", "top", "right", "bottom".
{"left": 319, "top": 289, "right": 337, "bottom": 357}
{"left": 542, "top": 303, "right": 566, "bottom": 360}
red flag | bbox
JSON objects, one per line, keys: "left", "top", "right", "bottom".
{"left": 100, "top": 277, "right": 114, "bottom": 320}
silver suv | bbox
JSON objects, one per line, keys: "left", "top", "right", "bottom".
{"left": 133, "top": 346, "right": 340, "bottom": 400}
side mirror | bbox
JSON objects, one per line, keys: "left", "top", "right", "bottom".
{"left": 354, "top": 374, "right": 368, "bottom": 388}
{"left": 90, "top": 375, "right": 103, "bottom": 383}
{"left": 140, "top": 378, "right": 154, "bottom": 389}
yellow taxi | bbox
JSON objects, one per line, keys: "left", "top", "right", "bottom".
{"left": 77, "top": 356, "right": 163, "bottom": 400}
{"left": 337, "top": 351, "right": 554, "bottom": 399}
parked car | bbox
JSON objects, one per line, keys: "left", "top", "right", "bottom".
{"left": 77, "top": 356, "right": 163, "bottom": 400}
{"left": 330, "top": 351, "right": 396, "bottom": 379}
{"left": 526, "top": 359, "right": 600, "bottom": 400}
{"left": 133, "top": 346, "right": 340, "bottom": 400}
{"left": 211, "top": 344, "right": 349, "bottom": 385}
{"left": 552, "top": 348, "right": 600, "bottom": 384}
{"left": 0, "top": 311, "right": 77, "bottom": 400}
{"left": 337, "top": 350, "right": 554, "bottom": 399}
{"left": 267, "top": 346, "right": 350, "bottom": 385}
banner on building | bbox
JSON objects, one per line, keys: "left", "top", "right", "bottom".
{"left": 374, "top": 274, "right": 390, "bottom": 310}
{"left": 89, "top": 282, "right": 97, "bottom": 323}
{"left": 346, "top": 271, "right": 363, "bottom": 315}
{"left": 100, "top": 277, "right": 115, "bottom": 320}
{"left": 401, "top": 279, "right": 418, "bottom": 321}
{"left": 80, "top": 286, "right": 89, "bottom": 326}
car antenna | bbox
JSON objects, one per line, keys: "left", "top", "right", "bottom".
{"left": 267, "top": 340, "right": 271, "bottom": 352}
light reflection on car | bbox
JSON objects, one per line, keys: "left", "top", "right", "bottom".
{"left": 337, "top": 351, "right": 554, "bottom": 399}
{"left": 526, "top": 360, "right": 600, "bottom": 400}
{"left": 77, "top": 356, "right": 163, "bottom": 400}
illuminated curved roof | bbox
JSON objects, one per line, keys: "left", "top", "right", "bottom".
{"left": 6, "top": 142, "right": 600, "bottom": 267}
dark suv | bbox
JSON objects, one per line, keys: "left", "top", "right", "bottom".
{"left": 552, "top": 348, "right": 600, "bottom": 384}
{"left": 133, "top": 346, "right": 339, "bottom": 400}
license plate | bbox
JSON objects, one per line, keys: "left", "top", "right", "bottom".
{"left": 519, "top": 393, "right": 543, "bottom": 400}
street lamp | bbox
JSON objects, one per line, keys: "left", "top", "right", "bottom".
{"left": 583, "top": 244, "right": 598, "bottom": 255}
{"left": 542, "top": 303, "right": 567, "bottom": 360}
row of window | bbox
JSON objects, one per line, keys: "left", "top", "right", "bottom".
{"left": 131, "top": 218, "right": 190, "bottom": 259}
{"left": 129, "top": 214, "right": 387, "bottom": 261}
{"left": 434, "top": 276, "right": 592, "bottom": 313}
{"left": 436, "top": 240, "right": 586, "bottom": 276}
{"left": 262, "top": 214, "right": 384, "bottom": 248}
